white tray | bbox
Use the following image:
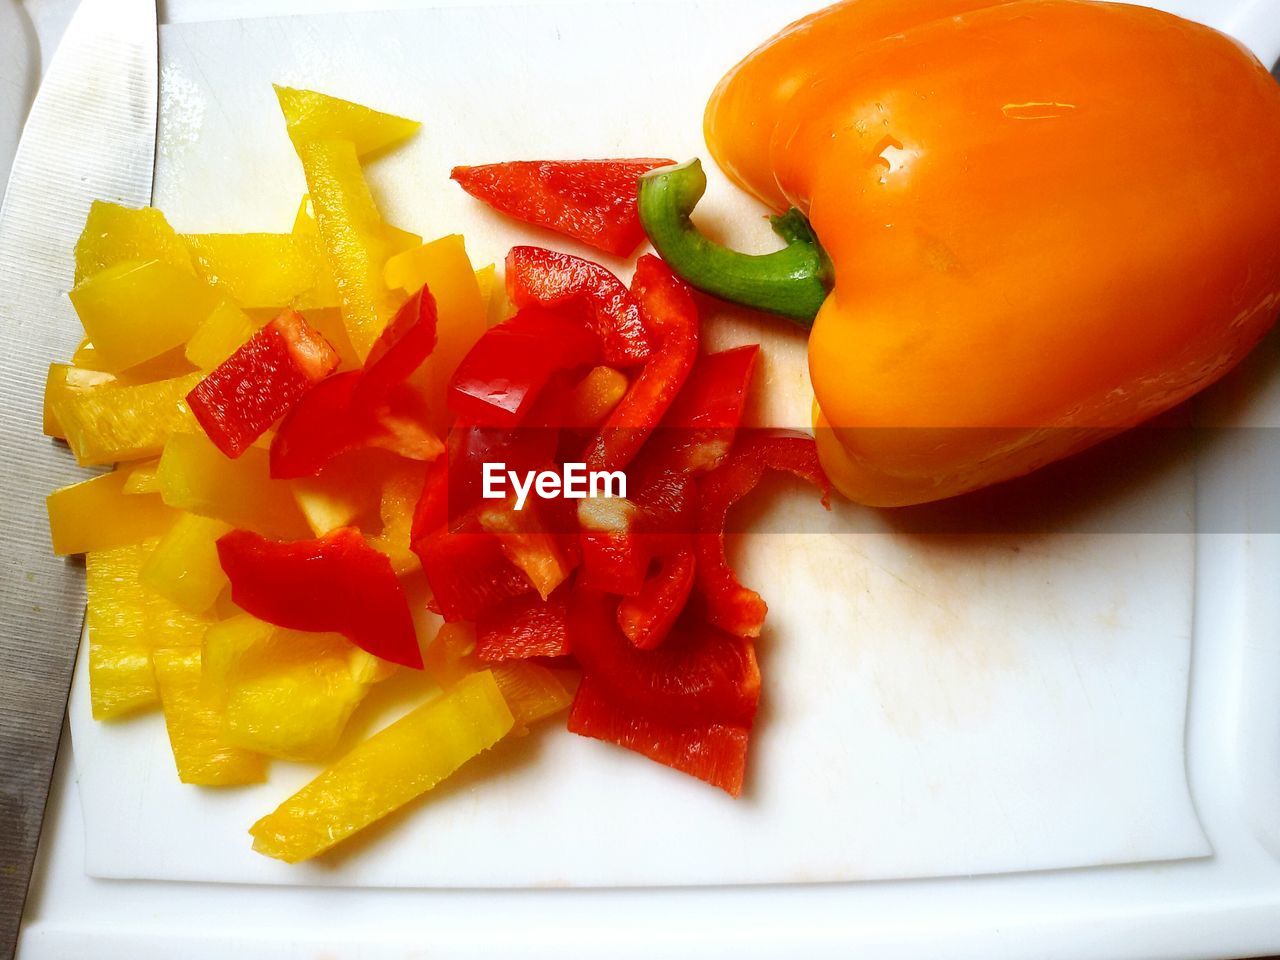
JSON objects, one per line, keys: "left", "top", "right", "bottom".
{"left": 16, "top": 0, "right": 1280, "bottom": 955}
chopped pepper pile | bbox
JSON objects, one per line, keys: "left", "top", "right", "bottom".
{"left": 44, "top": 86, "right": 827, "bottom": 862}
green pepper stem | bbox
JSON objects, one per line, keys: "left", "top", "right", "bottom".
{"left": 637, "top": 158, "right": 832, "bottom": 326}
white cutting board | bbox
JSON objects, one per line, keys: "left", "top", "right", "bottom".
{"left": 63, "top": 0, "right": 1216, "bottom": 888}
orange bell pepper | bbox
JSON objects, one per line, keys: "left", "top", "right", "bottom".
{"left": 639, "top": 0, "right": 1280, "bottom": 505}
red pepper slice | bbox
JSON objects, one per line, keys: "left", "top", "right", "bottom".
{"left": 447, "top": 306, "right": 599, "bottom": 428}
{"left": 270, "top": 289, "right": 443, "bottom": 478}
{"left": 617, "top": 543, "right": 695, "bottom": 650}
{"left": 695, "top": 433, "right": 831, "bottom": 638}
{"left": 413, "top": 524, "right": 533, "bottom": 622}
{"left": 568, "top": 586, "right": 759, "bottom": 726}
{"left": 216, "top": 526, "right": 423, "bottom": 669}
{"left": 506, "top": 246, "right": 650, "bottom": 366}
{"left": 584, "top": 255, "right": 699, "bottom": 474}
{"left": 450, "top": 159, "right": 675, "bottom": 257}
{"left": 187, "top": 309, "right": 339, "bottom": 459}
{"left": 410, "top": 456, "right": 450, "bottom": 543}
{"left": 475, "top": 588, "right": 570, "bottom": 661}
{"left": 654, "top": 344, "right": 759, "bottom": 473}
{"left": 568, "top": 676, "right": 749, "bottom": 797}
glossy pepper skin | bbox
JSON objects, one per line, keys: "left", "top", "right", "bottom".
{"left": 657, "top": 0, "right": 1280, "bottom": 506}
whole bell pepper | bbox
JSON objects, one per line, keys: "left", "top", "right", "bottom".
{"left": 639, "top": 0, "right": 1280, "bottom": 506}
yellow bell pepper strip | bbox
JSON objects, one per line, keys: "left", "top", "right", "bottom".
{"left": 383, "top": 234, "right": 487, "bottom": 432}
{"left": 73, "top": 200, "right": 194, "bottom": 282}
{"left": 153, "top": 647, "right": 268, "bottom": 786}
{"left": 49, "top": 371, "right": 203, "bottom": 467}
{"left": 140, "top": 513, "right": 233, "bottom": 614}
{"left": 120, "top": 457, "right": 162, "bottom": 494}
{"left": 642, "top": 0, "right": 1280, "bottom": 506}
{"left": 47, "top": 471, "right": 176, "bottom": 556}
{"left": 86, "top": 540, "right": 211, "bottom": 719}
{"left": 184, "top": 301, "right": 262, "bottom": 370}
{"left": 186, "top": 310, "right": 340, "bottom": 459}
{"left": 293, "top": 138, "right": 402, "bottom": 361}
{"left": 274, "top": 85, "right": 420, "bottom": 158}
{"left": 68, "top": 259, "right": 221, "bottom": 372}
{"left": 473, "top": 262, "right": 497, "bottom": 315}
{"left": 157, "top": 432, "right": 310, "bottom": 539}
{"left": 202, "top": 616, "right": 373, "bottom": 761}
{"left": 43, "top": 363, "right": 113, "bottom": 439}
{"left": 182, "top": 233, "right": 330, "bottom": 310}
{"left": 367, "top": 461, "right": 428, "bottom": 574}
{"left": 290, "top": 196, "right": 341, "bottom": 310}
{"left": 249, "top": 670, "right": 513, "bottom": 863}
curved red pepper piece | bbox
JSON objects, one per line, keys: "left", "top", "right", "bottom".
{"left": 216, "top": 526, "right": 423, "bottom": 669}
{"left": 450, "top": 159, "right": 675, "bottom": 257}
{"left": 568, "top": 677, "right": 749, "bottom": 797}
{"left": 413, "top": 523, "right": 533, "bottom": 623}
{"left": 617, "top": 543, "right": 695, "bottom": 651}
{"left": 654, "top": 344, "right": 759, "bottom": 474}
{"left": 475, "top": 588, "right": 570, "bottom": 661}
{"left": 270, "top": 288, "right": 443, "bottom": 478}
{"left": 568, "top": 586, "right": 759, "bottom": 726}
{"left": 506, "top": 246, "right": 651, "bottom": 366}
{"left": 447, "top": 306, "right": 599, "bottom": 428}
{"left": 188, "top": 309, "right": 339, "bottom": 459}
{"left": 695, "top": 433, "right": 831, "bottom": 638}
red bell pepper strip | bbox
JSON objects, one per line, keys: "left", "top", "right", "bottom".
{"left": 568, "top": 586, "right": 759, "bottom": 726}
{"left": 410, "top": 457, "right": 450, "bottom": 542}
{"left": 617, "top": 543, "right": 695, "bottom": 650}
{"left": 584, "top": 255, "right": 699, "bottom": 474}
{"left": 475, "top": 588, "right": 570, "bottom": 660}
{"left": 695, "top": 433, "right": 831, "bottom": 638}
{"left": 216, "top": 526, "right": 423, "bottom": 669}
{"left": 568, "top": 677, "right": 750, "bottom": 797}
{"left": 506, "top": 246, "right": 650, "bottom": 366}
{"left": 450, "top": 159, "right": 675, "bottom": 257}
{"left": 654, "top": 344, "right": 759, "bottom": 473}
{"left": 187, "top": 309, "right": 339, "bottom": 459}
{"left": 447, "top": 306, "right": 599, "bottom": 428}
{"left": 270, "top": 288, "right": 443, "bottom": 478}
{"left": 413, "top": 524, "right": 533, "bottom": 622}
{"left": 577, "top": 497, "right": 649, "bottom": 596}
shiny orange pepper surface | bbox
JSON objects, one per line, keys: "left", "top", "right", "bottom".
{"left": 689, "top": 0, "right": 1280, "bottom": 505}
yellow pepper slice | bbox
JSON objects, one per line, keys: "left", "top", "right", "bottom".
{"left": 153, "top": 647, "right": 268, "bottom": 786}
{"left": 296, "top": 139, "right": 402, "bottom": 361}
{"left": 250, "top": 670, "right": 513, "bottom": 862}
{"left": 43, "top": 363, "right": 114, "bottom": 438}
{"left": 383, "top": 235, "right": 486, "bottom": 431}
{"left": 49, "top": 371, "right": 202, "bottom": 466}
{"left": 48, "top": 471, "right": 176, "bottom": 556}
{"left": 290, "top": 196, "right": 341, "bottom": 310}
{"left": 140, "top": 513, "right": 232, "bottom": 614}
{"left": 368, "top": 461, "right": 426, "bottom": 574}
{"left": 157, "top": 432, "right": 310, "bottom": 539}
{"left": 86, "top": 540, "right": 211, "bottom": 719}
{"left": 274, "top": 86, "right": 420, "bottom": 158}
{"left": 183, "top": 233, "right": 330, "bottom": 310}
{"left": 73, "top": 201, "right": 194, "bottom": 283}
{"left": 120, "top": 457, "right": 161, "bottom": 494}
{"left": 69, "top": 259, "right": 220, "bottom": 371}
{"left": 184, "top": 300, "right": 263, "bottom": 370}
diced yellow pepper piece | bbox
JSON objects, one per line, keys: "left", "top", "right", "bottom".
{"left": 157, "top": 432, "right": 310, "bottom": 539}
{"left": 71, "top": 340, "right": 196, "bottom": 384}
{"left": 140, "top": 513, "right": 232, "bottom": 614}
{"left": 382, "top": 223, "right": 423, "bottom": 258}
{"left": 153, "top": 648, "right": 268, "bottom": 786}
{"left": 73, "top": 201, "right": 194, "bottom": 283}
{"left": 274, "top": 86, "right": 420, "bottom": 158}
{"left": 423, "top": 623, "right": 571, "bottom": 731}
{"left": 295, "top": 139, "right": 403, "bottom": 361}
{"left": 69, "top": 259, "right": 220, "bottom": 372}
{"left": 349, "top": 648, "right": 399, "bottom": 685}
{"left": 183, "top": 233, "right": 330, "bottom": 310}
{"left": 43, "top": 363, "right": 114, "bottom": 438}
{"left": 473, "top": 263, "right": 496, "bottom": 308}
{"left": 250, "top": 671, "right": 513, "bottom": 862}
{"left": 202, "top": 615, "right": 371, "bottom": 761}
{"left": 368, "top": 462, "right": 426, "bottom": 574}
{"left": 49, "top": 371, "right": 202, "bottom": 467}
{"left": 120, "top": 457, "right": 162, "bottom": 494}
{"left": 290, "top": 197, "right": 341, "bottom": 310}
{"left": 86, "top": 540, "right": 210, "bottom": 719}
{"left": 291, "top": 452, "right": 384, "bottom": 536}
{"left": 184, "top": 301, "right": 262, "bottom": 370}
{"left": 383, "top": 235, "right": 486, "bottom": 432}
{"left": 70, "top": 338, "right": 105, "bottom": 370}
{"left": 48, "top": 471, "right": 176, "bottom": 556}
